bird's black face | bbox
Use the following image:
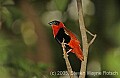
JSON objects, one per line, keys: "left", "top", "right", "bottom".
{"left": 48, "top": 20, "right": 60, "bottom": 26}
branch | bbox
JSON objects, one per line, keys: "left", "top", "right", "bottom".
{"left": 76, "top": 0, "right": 97, "bottom": 78}
{"left": 61, "top": 39, "right": 74, "bottom": 78}
{"left": 77, "top": 0, "right": 88, "bottom": 78}
{"left": 86, "top": 29, "right": 97, "bottom": 46}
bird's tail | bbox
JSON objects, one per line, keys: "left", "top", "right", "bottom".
{"left": 72, "top": 47, "right": 84, "bottom": 61}
{"left": 68, "top": 39, "right": 84, "bottom": 61}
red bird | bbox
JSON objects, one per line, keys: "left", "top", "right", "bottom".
{"left": 48, "top": 20, "right": 84, "bottom": 61}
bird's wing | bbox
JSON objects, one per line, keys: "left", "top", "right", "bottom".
{"left": 63, "top": 27, "right": 80, "bottom": 44}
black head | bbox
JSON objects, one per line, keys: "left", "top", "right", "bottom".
{"left": 48, "top": 20, "right": 60, "bottom": 26}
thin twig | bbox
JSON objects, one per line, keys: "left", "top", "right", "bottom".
{"left": 86, "top": 29, "right": 94, "bottom": 37}
{"left": 76, "top": 0, "right": 96, "bottom": 78}
{"left": 88, "top": 34, "right": 96, "bottom": 46}
{"left": 86, "top": 29, "right": 97, "bottom": 46}
{"left": 61, "top": 39, "right": 74, "bottom": 78}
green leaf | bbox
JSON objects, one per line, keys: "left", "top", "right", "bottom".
{"left": 12, "top": 19, "right": 22, "bottom": 34}
{"left": 0, "top": 50, "right": 8, "bottom": 64}
{"left": 7, "top": 6, "right": 23, "bottom": 19}
{"left": 54, "top": 0, "right": 69, "bottom": 12}
{"left": 37, "top": 63, "right": 49, "bottom": 71}
{"left": 0, "top": 67, "right": 10, "bottom": 78}
{"left": 1, "top": 7, "right": 13, "bottom": 29}
{"left": 0, "top": 34, "right": 11, "bottom": 64}
{"left": 21, "top": 21, "right": 37, "bottom": 46}
{"left": 18, "top": 59, "right": 33, "bottom": 72}
{"left": 104, "top": 48, "right": 120, "bottom": 78}
{"left": 2, "top": 0, "right": 14, "bottom": 5}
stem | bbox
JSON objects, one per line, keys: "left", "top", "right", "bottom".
{"left": 61, "top": 39, "right": 74, "bottom": 78}
{"left": 76, "top": 0, "right": 96, "bottom": 78}
{"left": 76, "top": 0, "right": 88, "bottom": 78}
{"left": 88, "top": 34, "right": 96, "bottom": 46}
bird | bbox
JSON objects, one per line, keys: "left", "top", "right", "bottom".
{"left": 48, "top": 20, "right": 84, "bottom": 61}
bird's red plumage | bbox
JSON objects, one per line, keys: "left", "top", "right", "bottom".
{"left": 63, "top": 27, "right": 84, "bottom": 61}
{"left": 50, "top": 21, "right": 84, "bottom": 61}
{"left": 51, "top": 22, "right": 64, "bottom": 37}
{"left": 52, "top": 25, "right": 59, "bottom": 38}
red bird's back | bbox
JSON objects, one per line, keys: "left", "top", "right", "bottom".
{"left": 49, "top": 20, "right": 84, "bottom": 61}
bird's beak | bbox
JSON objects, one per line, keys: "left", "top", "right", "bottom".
{"left": 48, "top": 22, "right": 53, "bottom": 25}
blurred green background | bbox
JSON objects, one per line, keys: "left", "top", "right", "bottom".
{"left": 0, "top": 0, "right": 120, "bottom": 78}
